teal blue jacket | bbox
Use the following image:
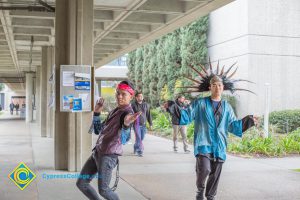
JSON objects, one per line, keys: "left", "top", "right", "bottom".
{"left": 189, "top": 97, "right": 243, "bottom": 160}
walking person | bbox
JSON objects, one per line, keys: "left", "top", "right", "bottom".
{"left": 76, "top": 81, "right": 141, "bottom": 200}
{"left": 9, "top": 102, "right": 14, "bottom": 115}
{"left": 15, "top": 103, "right": 20, "bottom": 115}
{"left": 163, "top": 95, "right": 191, "bottom": 153}
{"left": 131, "top": 92, "right": 153, "bottom": 157}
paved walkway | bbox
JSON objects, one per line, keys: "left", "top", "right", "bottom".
{"left": 0, "top": 110, "right": 23, "bottom": 120}
{"left": 0, "top": 117, "right": 300, "bottom": 200}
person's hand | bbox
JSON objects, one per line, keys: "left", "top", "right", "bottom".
{"left": 94, "top": 97, "right": 104, "bottom": 113}
{"left": 253, "top": 115, "right": 260, "bottom": 127}
{"left": 124, "top": 111, "right": 142, "bottom": 126}
{"left": 184, "top": 100, "right": 191, "bottom": 105}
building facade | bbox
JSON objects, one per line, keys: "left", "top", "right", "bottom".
{"left": 208, "top": 0, "right": 300, "bottom": 117}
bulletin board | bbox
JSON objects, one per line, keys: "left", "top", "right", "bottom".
{"left": 60, "top": 65, "right": 93, "bottom": 112}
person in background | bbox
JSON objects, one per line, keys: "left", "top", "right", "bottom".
{"left": 9, "top": 102, "right": 14, "bottom": 115}
{"left": 163, "top": 95, "right": 191, "bottom": 153}
{"left": 131, "top": 91, "right": 153, "bottom": 157}
{"left": 15, "top": 103, "right": 20, "bottom": 115}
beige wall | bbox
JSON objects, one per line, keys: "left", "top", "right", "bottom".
{"left": 208, "top": 0, "right": 300, "bottom": 117}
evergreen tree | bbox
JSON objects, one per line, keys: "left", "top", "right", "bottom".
{"left": 148, "top": 40, "right": 159, "bottom": 107}
{"left": 127, "top": 51, "right": 136, "bottom": 83}
{"left": 142, "top": 45, "right": 151, "bottom": 101}
{"left": 156, "top": 36, "right": 168, "bottom": 103}
{"left": 134, "top": 48, "right": 144, "bottom": 91}
{"left": 180, "top": 16, "right": 209, "bottom": 96}
{"left": 165, "top": 29, "right": 182, "bottom": 99}
{"left": 125, "top": 16, "right": 209, "bottom": 104}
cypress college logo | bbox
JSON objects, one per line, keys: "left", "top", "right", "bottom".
{"left": 8, "top": 162, "right": 36, "bottom": 190}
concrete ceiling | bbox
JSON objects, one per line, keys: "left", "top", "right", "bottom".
{"left": 0, "top": 0, "right": 233, "bottom": 91}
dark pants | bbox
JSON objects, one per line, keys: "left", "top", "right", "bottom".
{"left": 76, "top": 151, "right": 119, "bottom": 200}
{"left": 196, "top": 155, "right": 223, "bottom": 200}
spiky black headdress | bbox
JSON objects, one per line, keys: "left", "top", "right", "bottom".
{"left": 179, "top": 58, "right": 255, "bottom": 95}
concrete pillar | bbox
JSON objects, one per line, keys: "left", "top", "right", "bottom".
{"left": 35, "top": 66, "right": 41, "bottom": 124}
{"left": 46, "top": 47, "right": 55, "bottom": 138}
{"left": 25, "top": 73, "right": 34, "bottom": 123}
{"left": 55, "top": 0, "right": 94, "bottom": 171}
{"left": 96, "top": 80, "right": 101, "bottom": 97}
{"left": 32, "top": 76, "right": 36, "bottom": 121}
{"left": 40, "top": 47, "right": 48, "bottom": 137}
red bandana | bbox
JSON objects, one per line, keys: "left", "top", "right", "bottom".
{"left": 117, "top": 84, "right": 134, "bottom": 95}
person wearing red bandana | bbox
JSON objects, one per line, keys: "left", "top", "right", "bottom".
{"left": 77, "top": 81, "right": 141, "bottom": 200}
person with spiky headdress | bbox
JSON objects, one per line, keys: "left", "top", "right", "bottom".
{"left": 180, "top": 59, "right": 259, "bottom": 200}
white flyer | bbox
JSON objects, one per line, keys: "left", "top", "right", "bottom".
{"left": 63, "top": 71, "right": 74, "bottom": 86}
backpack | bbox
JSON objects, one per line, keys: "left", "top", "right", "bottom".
{"left": 174, "top": 101, "right": 192, "bottom": 125}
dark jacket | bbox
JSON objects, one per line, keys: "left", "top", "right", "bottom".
{"left": 131, "top": 100, "right": 152, "bottom": 126}
{"left": 94, "top": 104, "right": 133, "bottom": 155}
{"left": 9, "top": 103, "right": 14, "bottom": 110}
{"left": 166, "top": 100, "right": 187, "bottom": 125}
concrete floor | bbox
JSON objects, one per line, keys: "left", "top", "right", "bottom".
{"left": 0, "top": 116, "right": 300, "bottom": 200}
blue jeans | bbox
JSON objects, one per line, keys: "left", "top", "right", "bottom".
{"left": 133, "top": 125, "right": 147, "bottom": 154}
{"left": 76, "top": 151, "right": 119, "bottom": 200}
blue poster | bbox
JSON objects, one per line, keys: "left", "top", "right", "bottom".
{"left": 75, "top": 81, "right": 90, "bottom": 90}
{"left": 73, "top": 98, "right": 82, "bottom": 112}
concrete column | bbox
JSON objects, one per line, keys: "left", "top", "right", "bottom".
{"left": 40, "top": 47, "right": 48, "bottom": 137}
{"left": 35, "top": 66, "right": 41, "bottom": 124}
{"left": 96, "top": 80, "right": 101, "bottom": 97}
{"left": 75, "top": 0, "right": 94, "bottom": 170}
{"left": 55, "top": 0, "right": 94, "bottom": 171}
{"left": 46, "top": 47, "right": 55, "bottom": 138}
{"left": 25, "top": 73, "right": 34, "bottom": 123}
{"left": 55, "top": 0, "right": 69, "bottom": 170}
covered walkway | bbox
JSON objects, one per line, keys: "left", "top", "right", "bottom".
{"left": 1, "top": 1, "right": 300, "bottom": 199}
{"left": 0, "top": 0, "right": 235, "bottom": 172}
{"left": 1, "top": 118, "right": 300, "bottom": 200}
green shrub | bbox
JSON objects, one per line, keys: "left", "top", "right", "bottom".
{"left": 269, "top": 110, "right": 300, "bottom": 133}
{"left": 150, "top": 108, "right": 161, "bottom": 121}
{"left": 187, "top": 122, "right": 194, "bottom": 141}
{"left": 228, "top": 127, "right": 300, "bottom": 157}
{"left": 287, "top": 128, "right": 300, "bottom": 142}
{"left": 151, "top": 109, "right": 173, "bottom": 137}
{"left": 283, "top": 128, "right": 300, "bottom": 152}
{"left": 152, "top": 111, "right": 171, "bottom": 130}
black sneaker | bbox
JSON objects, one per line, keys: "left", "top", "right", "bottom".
{"left": 173, "top": 147, "right": 178, "bottom": 153}
{"left": 184, "top": 149, "right": 191, "bottom": 153}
